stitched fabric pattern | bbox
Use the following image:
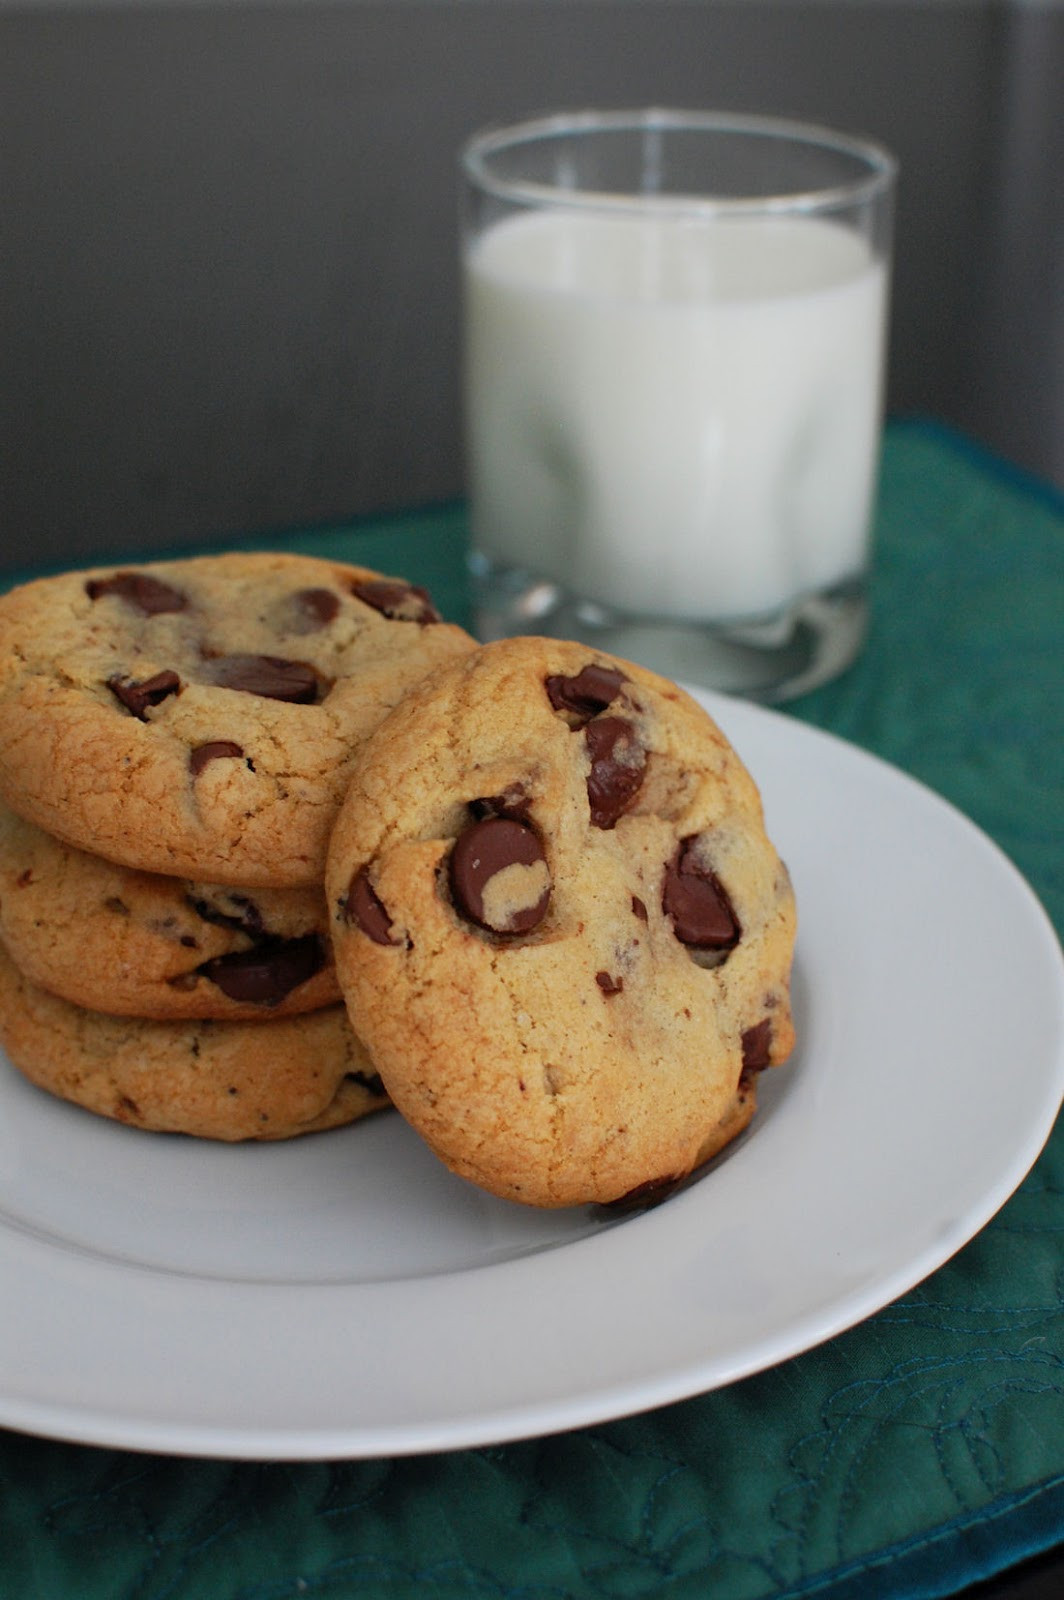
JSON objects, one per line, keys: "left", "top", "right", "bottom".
{"left": 0, "top": 421, "right": 1061, "bottom": 1600}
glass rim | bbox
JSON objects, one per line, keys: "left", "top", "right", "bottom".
{"left": 461, "top": 108, "right": 897, "bottom": 217}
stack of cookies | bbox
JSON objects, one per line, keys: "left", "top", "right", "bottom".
{"left": 0, "top": 548, "right": 798, "bottom": 1207}
{"left": 0, "top": 551, "right": 475, "bottom": 1140}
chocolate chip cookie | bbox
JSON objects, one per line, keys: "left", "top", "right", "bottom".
{"left": 0, "top": 552, "right": 475, "bottom": 886}
{"left": 325, "top": 637, "right": 796, "bottom": 1208}
{"left": 0, "top": 802, "right": 340, "bottom": 1020}
{"left": 0, "top": 939, "right": 389, "bottom": 1140}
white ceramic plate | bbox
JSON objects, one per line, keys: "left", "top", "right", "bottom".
{"left": 0, "top": 690, "right": 1061, "bottom": 1460}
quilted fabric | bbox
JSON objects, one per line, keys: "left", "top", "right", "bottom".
{"left": 0, "top": 419, "right": 1061, "bottom": 1599}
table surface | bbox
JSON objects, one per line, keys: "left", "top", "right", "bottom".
{"left": 0, "top": 418, "right": 1062, "bottom": 1600}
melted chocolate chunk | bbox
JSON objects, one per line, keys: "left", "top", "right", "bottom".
{"left": 343, "top": 866, "right": 400, "bottom": 946}
{"left": 631, "top": 895, "right": 648, "bottom": 922}
{"left": 595, "top": 971, "right": 623, "bottom": 996}
{"left": 289, "top": 587, "right": 341, "bottom": 631}
{"left": 107, "top": 670, "right": 182, "bottom": 719}
{"left": 662, "top": 838, "right": 740, "bottom": 950}
{"left": 468, "top": 784, "right": 532, "bottom": 823}
{"left": 197, "top": 935, "right": 325, "bottom": 1006}
{"left": 741, "top": 1018, "right": 773, "bottom": 1073}
{"left": 189, "top": 740, "right": 246, "bottom": 776}
{"left": 207, "top": 654, "right": 322, "bottom": 703}
{"left": 351, "top": 578, "right": 440, "bottom": 624}
{"left": 585, "top": 717, "right": 646, "bottom": 829}
{"left": 449, "top": 817, "right": 550, "bottom": 935}
{"left": 187, "top": 893, "right": 265, "bottom": 939}
{"left": 602, "top": 1173, "right": 685, "bottom": 1214}
{"left": 86, "top": 572, "right": 188, "bottom": 615}
{"left": 545, "top": 663, "right": 626, "bottom": 722}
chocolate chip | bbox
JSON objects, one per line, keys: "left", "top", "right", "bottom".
{"left": 602, "top": 1174, "right": 684, "bottom": 1214}
{"left": 187, "top": 893, "right": 265, "bottom": 939}
{"left": 343, "top": 866, "right": 400, "bottom": 946}
{"left": 351, "top": 578, "right": 441, "bottom": 624}
{"left": 595, "top": 971, "right": 623, "bottom": 996}
{"left": 662, "top": 838, "right": 740, "bottom": 950}
{"left": 468, "top": 785, "right": 532, "bottom": 822}
{"left": 585, "top": 717, "right": 646, "bottom": 829}
{"left": 107, "top": 670, "right": 182, "bottom": 719}
{"left": 86, "top": 572, "right": 188, "bottom": 615}
{"left": 189, "top": 740, "right": 246, "bottom": 776}
{"left": 741, "top": 1019, "right": 773, "bottom": 1073}
{"left": 289, "top": 588, "right": 341, "bottom": 631}
{"left": 197, "top": 935, "right": 325, "bottom": 1006}
{"left": 207, "top": 654, "right": 322, "bottom": 703}
{"left": 545, "top": 663, "right": 626, "bottom": 722}
{"left": 631, "top": 895, "right": 648, "bottom": 922}
{"left": 449, "top": 817, "right": 551, "bottom": 935}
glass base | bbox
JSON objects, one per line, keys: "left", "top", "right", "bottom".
{"left": 470, "top": 555, "right": 867, "bottom": 703}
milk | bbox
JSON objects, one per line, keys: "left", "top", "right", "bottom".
{"left": 464, "top": 209, "right": 888, "bottom": 622}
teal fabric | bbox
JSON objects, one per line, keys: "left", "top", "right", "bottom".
{"left": 0, "top": 419, "right": 1062, "bottom": 1599}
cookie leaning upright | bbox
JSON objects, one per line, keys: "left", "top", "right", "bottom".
{"left": 0, "top": 553, "right": 475, "bottom": 887}
{"left": 325, "top": 636, "right": 797, "bottom": 1209}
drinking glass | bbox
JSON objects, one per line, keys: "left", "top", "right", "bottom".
{"left": 460, "top": 109, "right": 896, "bottom": 700}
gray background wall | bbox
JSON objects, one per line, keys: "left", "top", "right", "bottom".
{"left": 2, "top": 0, "right": 1062, "bottom": 576}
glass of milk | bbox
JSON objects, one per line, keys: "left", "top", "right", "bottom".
{"left": 460, "top": 110, "right": 896, "bottom": 700}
